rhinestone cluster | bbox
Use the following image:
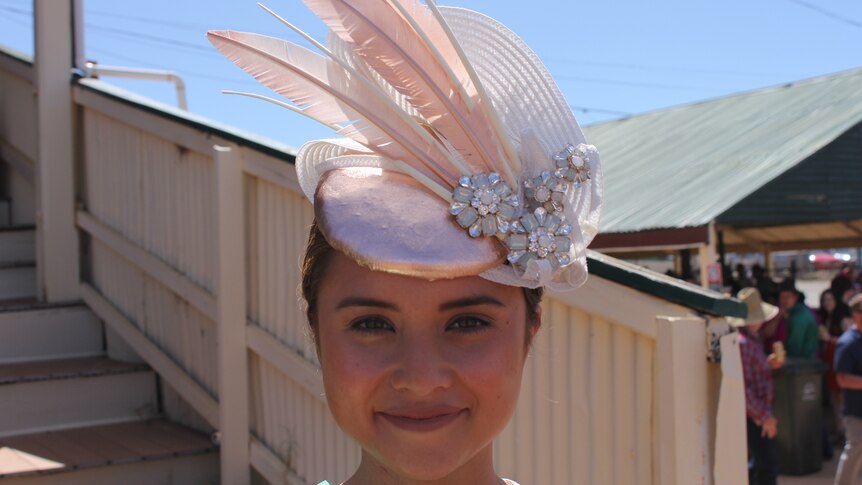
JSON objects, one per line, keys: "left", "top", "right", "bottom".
{"left": 449, "top": 144, "right": 592, "bottom": 277}
{"left": 506, "top": 143, "right": 592, "bottom": 272}
{"left": 506, "top": 207, "right": 573, "bottom": 272}
{"left": 553, "top": 143, "right": 591, "bottom": 187}
{"left": 450, "top": 172, "right": 520, "bottom": 238}
{"left": 523, "top": 171, "right": 567, "bottom": 214}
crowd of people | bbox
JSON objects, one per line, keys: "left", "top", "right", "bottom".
{"left": 734, "top": 262, "right": 862, "bottom": 485}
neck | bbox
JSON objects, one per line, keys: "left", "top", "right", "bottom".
{"left": 347, "top": 445, "right": 501, "bottom": 485}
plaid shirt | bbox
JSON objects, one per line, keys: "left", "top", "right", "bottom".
{"left": 739, "top": 327, "right": 774, "bottom": 424}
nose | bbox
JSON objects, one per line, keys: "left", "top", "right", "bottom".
{"left": 389, "top": 334, "right": 454, "bottom": 396}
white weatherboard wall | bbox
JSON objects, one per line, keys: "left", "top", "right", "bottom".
{"left": 0, "top": 55, "right": 745, "bottom": 485}
{"left": 0, "top": 50, "right": 37, "bottom": 226}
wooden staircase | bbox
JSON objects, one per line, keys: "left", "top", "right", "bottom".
{"left": 0, "top": 217, "right": 220, "bottom": 482}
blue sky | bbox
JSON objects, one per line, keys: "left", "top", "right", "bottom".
{"left": 1, "top": 0, "right": 861, "bottom": 149}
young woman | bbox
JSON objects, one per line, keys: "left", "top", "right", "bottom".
{"left": 819, "top": 289, "right": 853, "bottom": 443}
{"left": 302, "top": 222, "right": 542, "bottom": 484}
{"left": 210, "top": 2, "right": 602, "bottom": 483}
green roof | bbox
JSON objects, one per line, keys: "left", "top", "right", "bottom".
{"left": 583, "top": 68, "right": 862, "bottom": 234}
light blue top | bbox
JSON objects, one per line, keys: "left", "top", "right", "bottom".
{"left": 317, "top": 480, "right": 520, "bottom": 484}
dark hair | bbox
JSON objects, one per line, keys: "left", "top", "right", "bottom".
{"left": 300, "top": 220, "right": 543, "bottom": 331}
{"left": 817, "top": 289, "right": 850, "bottom": 337}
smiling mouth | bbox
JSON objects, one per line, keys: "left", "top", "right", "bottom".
{"left": 377, "top": 409, "right": 467, "bottom": 433}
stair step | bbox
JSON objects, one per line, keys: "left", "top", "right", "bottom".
{"left": 0, "top": 419, "right": 219, "bottom": 484}
{"left": 0, "top": 304, "right": 103, "bottom": 364}
{"left": 0, "top": 358, "right": 158, "bottom": 438}
{"left": 0, "top": 228, "right": 35, "bottom": 265}
{"left": 0, "top": 265, "right": 36, "bottom": 302}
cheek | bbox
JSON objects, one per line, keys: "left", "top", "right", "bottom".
{"left": 317, "top": 326, "right": 385, "bottom": 422}
{"left": 458, "top": 324, "right": 528, "bottom": 410}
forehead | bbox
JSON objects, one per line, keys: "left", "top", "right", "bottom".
{"left": 318, "top": 252, "right": 523, "bottom": 308}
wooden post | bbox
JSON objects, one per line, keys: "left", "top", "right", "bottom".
{"left": 763, "top": 245, "right": 774, "bottom": 279}
{"left": 673, "top": 250, "right": 683, "bottom": 276}
{"left": 713, "top": 329, "right": 748, "bottom": 484}
{"left": 698, "top": 222, "right": 717, "bottom": 288}
{"left": 215, "top": 144, "right": 250, "bottom": 485}
{"left": 655, "top": 316, "right": 711, "bottom": 485}
{"left": 34, "top": 0, "right": 79, "bottom": 301}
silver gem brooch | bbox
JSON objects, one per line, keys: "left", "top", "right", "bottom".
{"left": 523, "top": 170, "right": 567, "bottom": 215}
{"left": 450, "top": 172, "right": 520, "bottom": 238}
{"left": 506, "top": 207, "right": 573, "bottom": 271}
{"left": 553, "top": 143, "right": 592, "bottom": 187}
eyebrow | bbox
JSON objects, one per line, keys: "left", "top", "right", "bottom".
{"left": 336, "top": 297, "right": 400, "bottom": 311}
{"left": 334, "top": 295, "right": 506, "bottom": 312}
{"left": 438, "top": 295, "right": 505, "bottom": 311}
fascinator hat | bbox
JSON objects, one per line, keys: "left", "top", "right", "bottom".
{"left": 208, "top": 0, "right": 603, "bottom": 291}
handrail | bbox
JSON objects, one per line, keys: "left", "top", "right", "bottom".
{"left": 82, "top": 62, "right": 188, "bottom": 110}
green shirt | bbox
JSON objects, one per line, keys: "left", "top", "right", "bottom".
{"left": 786, "top": 301, "right": 818, "bottom": 359}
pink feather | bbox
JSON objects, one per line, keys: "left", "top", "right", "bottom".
{"left": 207, "top": 30, "right": 460, "bottom": 185}
{"left": 302, "top": 0, "right": 508, "bottom": 175}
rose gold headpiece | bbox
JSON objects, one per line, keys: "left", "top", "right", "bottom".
{"left": 209, "top": 1, "right": 602, "bottom": 290}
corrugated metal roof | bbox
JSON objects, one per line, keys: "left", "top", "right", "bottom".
{"left": 583, "top": 67, "right": 862, "bottom": 234}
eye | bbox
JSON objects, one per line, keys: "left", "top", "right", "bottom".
{"left": 447, "top": 315, "right": 491, "bottom": 334}
{"left": 350, "top": 316, "right": 394, "bottom": 334}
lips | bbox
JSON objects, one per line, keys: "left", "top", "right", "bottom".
{"left": 377, "top": 405, "right": 467, "bottom": 433}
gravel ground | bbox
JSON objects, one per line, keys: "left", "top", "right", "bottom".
{"left": 779, "top": 452, "right": 839, "bottom": 484}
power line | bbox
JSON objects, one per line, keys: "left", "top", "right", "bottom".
{"left": 86, "top": 24, "right": 216, "bottom": 54}
{"left": 786, "top": 0, "right": 862, "bottom": 29}
{"left": 0, "top": 4, "right": 29, "bottom": 16}
{"left": 0, "top": 8, "right": 30, "bottom": 29}
{"left": 543, "top": 56, "right": 790, "bottom": 78}
{"left": 570, "top": 105, "right": 630, "bottom": 117}
{"left": 86, "top": 45, "right": 630, "bottom": 115}
{"left": 85, "top": 9, "right": 214, "bottom": 32}
{"left": 554, "top": 73, "right": 712, "bottom": 92}
{"left": 0, "top": 6, "right": 217, "bottom": 56}
{"left": 1, "top": 3, "right": 722, "bottom": 94}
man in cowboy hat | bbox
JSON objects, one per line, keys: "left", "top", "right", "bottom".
{"left": 834, "top": 293, "right": 862, "bottom": 484}
{"left": 737, "top": 287, "right": 782, "bottom": 485}
{"left": 778, "top": 278, "right": 818, "bottom": 359}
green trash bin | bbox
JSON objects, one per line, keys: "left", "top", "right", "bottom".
{"left": 772, "top": 358, "right": 826, "bottom": 475}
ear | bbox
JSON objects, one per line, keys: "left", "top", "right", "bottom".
{"left": 531, "top": 306, "right": 543, "bottom": 339}
{"left": 525, "top": 305, "right": 543, "bottom": 351}
{"left": 306, "top": 311, "right": 322, "bottom": 359}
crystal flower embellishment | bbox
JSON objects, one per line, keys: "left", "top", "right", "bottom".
{"left": 449, "top": 143, "right": 593, "bottom": 280}
{"left": 450, "top": 172, "right": 519, "bottom": 238}
{"left": 553, "top": 143, "right": 591, "bottom": 187}
{"left": 505, "top": 143, "right": 593, "bottom": 275}
{"left": 506, "top": 207, "right": 573, "bottom": 271}
{"left": 523, "top": 170, "right": 567, "bottom": 215}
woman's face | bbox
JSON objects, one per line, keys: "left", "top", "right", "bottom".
{"left": 315, "top": 252, "right": 536, "bottom": 481}
{"left": 822, "top": 291, "right": 836, "bottom": 313}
